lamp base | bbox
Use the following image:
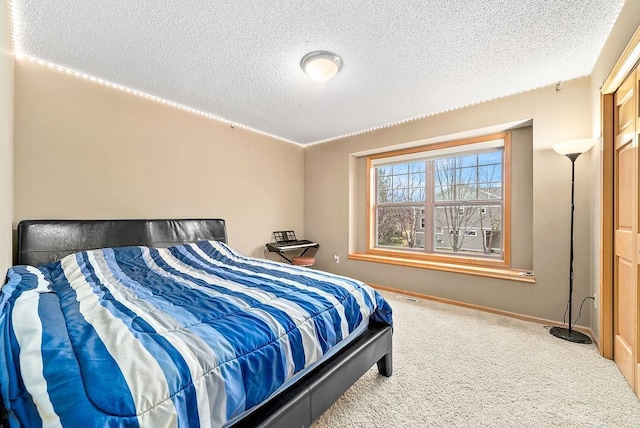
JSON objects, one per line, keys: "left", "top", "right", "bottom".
{"left": 549, "top": 327, "right": 592, "bottom": 344}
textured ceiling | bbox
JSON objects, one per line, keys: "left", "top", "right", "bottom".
{"left": 11, "top": 1, "right": 626, "bottom": 145}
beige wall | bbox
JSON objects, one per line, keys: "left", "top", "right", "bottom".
{"left": 14, "top": 59, "right": 304, "bottom": 258}
{"left": 589, "top": 0, "right": 640, "bottom": 341}
{"left": 0, "top": 2, "right": 13, "bottom": 278}
{"left": 305, "top": 77, "right": 594, "bottom": 326}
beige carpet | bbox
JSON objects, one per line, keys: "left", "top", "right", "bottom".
{"left": 312, "top": 291, "right": 640, "bottom": 427}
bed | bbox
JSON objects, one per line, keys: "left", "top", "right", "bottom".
{"left": 0, "top": 219, "right": 393, "bottom": 427}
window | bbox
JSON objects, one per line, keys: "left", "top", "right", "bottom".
{"left": 367, "top": 132, "right": 511, "bottom": 267}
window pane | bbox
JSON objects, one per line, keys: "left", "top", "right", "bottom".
{"left": 478, "top": 165, "right": 501, "bottom": 182}
{"left": 393, "top": 173, "right": 409, "bottom": 188}
{"left": 376, "top": 168, "right": 393, "bottom": 203}
{"left": 433, "top": 204, "right": 502, "bottom": 257}
{"left": 392, "top": 164, "right": 408, "bottom": 174}
{"left": 410, "top": 172, "right": 424, "bottom": 186}
{"left": 434, "top": 150, "right": 503, "bottom": 203}
{"left": 378, "top": 165, "right": 393, "bottom": 175}
{"left": 393, "top": 188, "right": 406, "bottom": 202}
{"left": 377, "top": 206, "right": 425, "bottom": 249}
{"left": 377, "top": 162, "right": 426, "bottom": 203}
{"left": 478, "top": 183, "right": 501, "bottom": 199}
{"left": 410, "top": 162, "right": 425, "bottom": 173}
{"left": 379, "top": 189, "right": 393, "bottom": 202}
{"left": 456, "top": 183, "right": 478, "bottom": 200}
{"left": 435, "top": 185, "right": 453, "bottom": 201}
{"left": 434, "top": 158, "right": 464, "bottom": 200}
{"left": 458, "top": 165, "right": 477, "bottom": 182}
{"left": 478, "top": 151, "right": 502, "bottom": 165}
{"left": 457, "top": 154, "right": 477, "bottom": 166}
{"left": 411, "top": 188, "right": 426, "bottom": 202}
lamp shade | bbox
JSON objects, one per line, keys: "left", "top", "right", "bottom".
{"left": 301, "top": 51, "right": 342, "bottom": 82}
{"left": 552, "top": 139, "right": 596, "bottom": 156}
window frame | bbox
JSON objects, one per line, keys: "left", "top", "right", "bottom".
{"left": 366, "top": 132, "right": 512, "bottom": 269}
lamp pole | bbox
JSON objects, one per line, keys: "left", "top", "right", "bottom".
{"left": 549, "top": 151, "right": 592, "bottom": 344}
{"left": 567, "top": 154, "right": 578, "bottom": 337}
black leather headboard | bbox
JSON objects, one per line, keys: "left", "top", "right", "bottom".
{"left": 17, "top": 219, "right": 227, "bottom": 266}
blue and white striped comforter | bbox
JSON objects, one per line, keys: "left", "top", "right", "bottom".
{"left": 0, "top": 240, "right": 392, "bottom": 427}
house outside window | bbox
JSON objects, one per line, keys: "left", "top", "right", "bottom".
{"left": 368, "top": 132, "right": 511, "bottom": 268}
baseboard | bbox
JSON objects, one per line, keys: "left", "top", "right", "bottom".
{"left": 369, "top": 283, "right": 596, "bottom": 342}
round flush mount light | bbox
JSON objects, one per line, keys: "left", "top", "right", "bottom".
{"left": 300, "top": 51, "right": 343, "bottom": 82}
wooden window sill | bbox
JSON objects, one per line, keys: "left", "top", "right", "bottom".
{"left": 348, "top": 252, "right": 536, "bottom": 283}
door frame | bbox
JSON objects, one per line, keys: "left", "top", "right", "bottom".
{"left": 600, "top": 25, "right": 640, "bottom": 359}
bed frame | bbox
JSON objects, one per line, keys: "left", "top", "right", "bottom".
{"left": 16, "top": 219, "right": 393, "bottom": 427}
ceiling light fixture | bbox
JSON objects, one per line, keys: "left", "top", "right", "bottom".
{"left": 301, "top": 51, "right": 343, "bottom": 82}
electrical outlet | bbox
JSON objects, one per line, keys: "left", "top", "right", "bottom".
{"left": 334, "top": 254, "right": 340, "bottom": 264}
{"left": 593, "top": 292, "right": 598, "bottom": 310}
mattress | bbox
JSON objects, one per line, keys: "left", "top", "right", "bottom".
{"left": 0, "top": 240, "right": 392, "bottom": 427}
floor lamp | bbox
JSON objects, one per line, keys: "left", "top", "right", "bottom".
{"left": 550, "top": 138, "right": 595, "bottom": 344}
